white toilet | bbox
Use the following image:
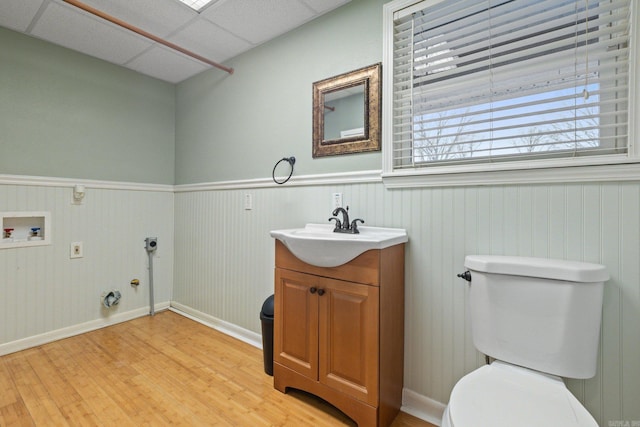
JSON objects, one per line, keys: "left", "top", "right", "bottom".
{"left": 442, "top": 255, "right": 609, "bottom": 427}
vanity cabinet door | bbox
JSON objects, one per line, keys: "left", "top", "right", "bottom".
{"left": 274, "top": 269, "right": 319, "bottom": 379}
{"left": 274, "top": 268, "right": 379, "bottom": 406}
{"left": 318, "top": 277, "right": 379, "bottom": 406}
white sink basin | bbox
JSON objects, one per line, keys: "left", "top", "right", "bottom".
{"left": 270, "top": 223, "right": 408, "bottom": 267}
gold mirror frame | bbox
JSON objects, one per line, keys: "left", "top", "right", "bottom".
{"left": 312, "top": 63, "right": 381, "bottom": 158}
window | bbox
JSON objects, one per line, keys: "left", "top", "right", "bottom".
{"left": 382, "top": 0, "right": 636, "bottom": 185}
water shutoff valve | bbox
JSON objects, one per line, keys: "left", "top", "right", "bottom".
{"left": 145, "top": 237, "right": 157, "bottom": 252}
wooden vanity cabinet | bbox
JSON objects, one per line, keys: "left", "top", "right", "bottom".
{"left": 273, "top": 240, "right": 405, "bottom": 427}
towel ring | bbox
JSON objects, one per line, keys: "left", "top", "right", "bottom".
{"left": 272, "top": 156, "right": 296, "bottom": 185}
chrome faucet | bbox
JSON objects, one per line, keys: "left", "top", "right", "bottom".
{"left": 329, "top": 206, "right": 364, "bottom": 234}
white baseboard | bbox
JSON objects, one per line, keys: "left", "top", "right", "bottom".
{"left": 169, "top": 302, "right": 262, "bottom": 349}
{"left": 0, "top": 301, "right": 170, "bottom": 356}
{"left": 402, "top": 388, "right": 446, "bottom": 426}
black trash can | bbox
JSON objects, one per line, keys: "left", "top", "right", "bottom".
{"left": 260, "top": 295, "right": 275, "bottom": 376}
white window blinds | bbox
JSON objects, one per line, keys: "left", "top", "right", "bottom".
{"left": 391, "top": 0, "right": 631, "bottom": 169}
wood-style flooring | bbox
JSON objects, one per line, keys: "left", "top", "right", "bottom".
{"left": 0, "top": 310, "right": 436, "bottom": 426}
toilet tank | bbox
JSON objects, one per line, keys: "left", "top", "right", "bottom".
{"left": 464, "top": 255, "right": 609, "bottom": 379}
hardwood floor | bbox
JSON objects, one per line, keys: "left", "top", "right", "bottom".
{"left": 0, "top": 311, "right": 436, "bottom": 426}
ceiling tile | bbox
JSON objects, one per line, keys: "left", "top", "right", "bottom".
{"left": 30, "top": 1, "right": 152, "bottom": 65}
{"left": 79, "top": 0, "right": 196, "bottom": 38}
{"left": 126, "top": 45, "right": 208, "bottom": 83}
{"left": 202, "top": 0, "right": 316, "bottom": 45}
{"left": 168, "top": 17, "right": 251, "bottom": 64}
{"left": 301, "top": 0, "right": 350, "bottom": 14}
{"left": 0, "top": 0, "right": 45, "bottom": 32}
{"left": 0, "top": 0, "right": 352, "bottom": 83}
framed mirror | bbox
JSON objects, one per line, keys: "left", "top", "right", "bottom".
{"left": 312, "top": 63, "right": 381, "bottom": 158}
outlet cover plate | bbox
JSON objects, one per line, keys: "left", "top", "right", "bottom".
{"left": 70, "top": 241, "right": 83, "bottom": 258}
{"left": 332, "top": 193, "right": 343, "bottom": 210}
{"left": 244, "top": 194, "right": 253, "bottom": 210}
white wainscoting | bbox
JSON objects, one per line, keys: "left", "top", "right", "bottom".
{"left": 3, "top": 173, "right": 639, "bottom": 426}
{"left": 173, "top": 179, "right": 640, "bottom": 427}
{"left": 0, "top": 176, "right": 174, "bottom": 354}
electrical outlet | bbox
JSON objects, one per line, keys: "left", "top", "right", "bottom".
{"left": 244, "top": 193, "right": 253, "bottom": 210}
{"left": 332, "top": 193, "right": 343, "bottom": 210}
{"left": 70, "top": 241, "right": 83, "bottom": 258}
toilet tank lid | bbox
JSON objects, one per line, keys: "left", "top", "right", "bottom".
{"left": 464, "top": 255, "right": 609, "bottom": 283}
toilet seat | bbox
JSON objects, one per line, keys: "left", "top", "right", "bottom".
{"left": 445, "top": 361, "right": 597, "bottom": 427}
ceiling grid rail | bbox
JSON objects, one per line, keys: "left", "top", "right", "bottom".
{"left": 63, "top": 0, "right": 234, "bottom": 75}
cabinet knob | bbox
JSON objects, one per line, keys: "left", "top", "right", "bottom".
{"left": 317, "top": 289, "right": 325, "bottom": 296}
{"left": 310, "top": 287, "right": 317, "bottom": 294}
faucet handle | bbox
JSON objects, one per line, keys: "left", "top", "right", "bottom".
{"left": 350, "top": 218, "right": 364, "bottom": 233}
{"left": 328, "top": 217, "right": 342, "bottom": 230}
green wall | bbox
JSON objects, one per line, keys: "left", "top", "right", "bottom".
{"left": 0, "top": 27, "right": 175, "bottom": 185}
{"left": 175, "top": 0, "right": 386, "bottom": 184}
{"left": 1, "top": 0, "right": 385, "bottom": 186}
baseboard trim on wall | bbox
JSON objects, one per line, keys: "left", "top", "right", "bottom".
{"left": 169, "top": 302, "right": 262, "bottom": 348}
{"left": 402, "top": 388, "right": 446, "bottom": 426}
{"left": 0, "top": 174, "right": 174, "bottom": 192}
{"left": 0, "top": 302, "right": 170, "bottom": 356}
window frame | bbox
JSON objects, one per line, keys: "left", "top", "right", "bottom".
{"left": 382, "top": 0, "right": 640, "bottom": 188}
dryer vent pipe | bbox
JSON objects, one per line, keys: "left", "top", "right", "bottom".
{"left": 102, "top": 290, "right": 121, "bottom": 308}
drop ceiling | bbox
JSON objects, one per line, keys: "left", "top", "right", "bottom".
{"left": 0, "top": 0, "right": 351, "bottom": 83}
